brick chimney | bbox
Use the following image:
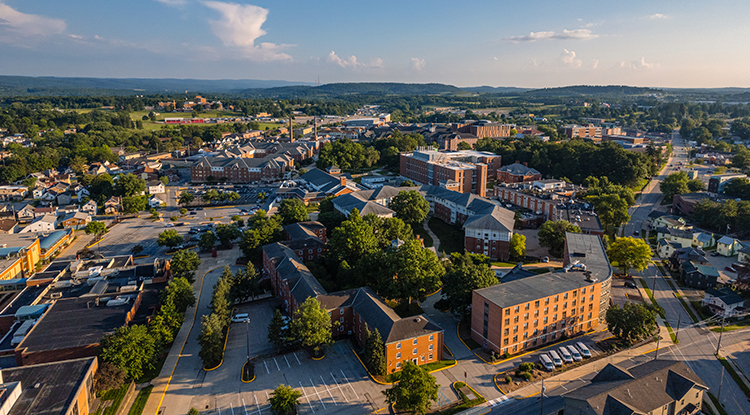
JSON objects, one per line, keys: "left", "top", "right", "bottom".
{"left": 340, "top": 176, "right": 346, "bottom": 186}
{"left": 523, "top": 162, "right": 528, "bottom": 167}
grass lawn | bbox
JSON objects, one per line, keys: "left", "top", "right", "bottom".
{"left": 491, "top": 261, "right": 516, "bottom": 267}
{"left": 691, "top": 301, "right": 713, "bottom": 321}
{"left": 136, "top": 353, "right": 168, "bottom": 384}
{"left": 428, "top": 217, "right": 464, "bottom": 255}
{"left": 710, "top": 318, "right": 750, "bottom": 332}
{"left": 95, "top": 384, "right": 130, "bottom": 415}
{"left": 384, "top": 360, "right": 456, "bottom": 382}
{"left": 431, "top": 382, "right": 486, "bottom": 415}
{"left": 412, "top": 222, "right": 434, "bottom": 247}
{"left": 127, "top": 386, "right": 153, "bottom": 415}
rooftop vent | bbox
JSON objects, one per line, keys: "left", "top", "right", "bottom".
{"left": 414, "top": 317, "right": 422, "bottom": 323}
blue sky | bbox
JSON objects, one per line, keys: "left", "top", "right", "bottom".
{"left": 0, "top": 0, "right": 749, "bottom": 88}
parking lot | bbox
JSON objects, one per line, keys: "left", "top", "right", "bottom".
{"left": 200, "top": 299, "right": 388, "bottom": 415}
{"left": 185, "top": 185, "right": 278, "bottom": 209}
{"left": 610, "top": 276, "right": 643, "bottom": 308}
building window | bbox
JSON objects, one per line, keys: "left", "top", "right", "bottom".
{"left": 413, "top": 339, "right": 418, "bottom": 345}
{"left": 504, "top": 339, "right": 509, "bottom": 345}
{"left": 504, "top": 318, "right": 509, "bottom": 325}
{"left": 525, "top": 303, "right": 530, "bottom": 310}
{"left": 429, "top": 344, "right": 434, "bottom": 351}
{"left": 413, "top": 348, "right": 417, "bottom": 355}
{"left": 397, "top": 362, "right": 402, "bottom": 369}
{"left": 553, "top": 305, "right": 558, "bottom": 312}
{"left": 544, "top": 307, "right": 549, "bottom": 314}
{"left": 504, "top": 328, "right": 509, "bottom": 335}
{"left": 514, "top": 306, "right": 519, "bottom": 312}
{"left": 429, "top": 334, "right": 434, "bottom": 341}
{"left": 429, "top": 354, "right": 434, "bottom": 360}
{"left": 514, "top": 316, "right": 519, "bottom": 323}
{"left": 505, "top": 309, "right": 510, "bottom": 316}
{"left": 564, "top": 293, "right": 568, "bottom": 300}
{"left": 397, "top": 343, "right": 401, "bottom": 349}
{"left": 545, "top": 298, "right": 549, "bottom": 305}
{"left": 543, "top": 317, "right": 548, "bottom": 324}
{"left": 582, "top": 287, "right": 587, "bottom": 294}
{"left": 421, "top": 356, "right": 425, "bottom": 361}
{"left": 554, "top": 295, "right": 559, "bottom": 302}
{"left": 534, "top": 300, "right": 540, "bottom": 308}
{"left": 397, "top": 352, "right": 401, "bottom": 359}
{"left": 534, "top": 310, "right": 539, "bottom": 317}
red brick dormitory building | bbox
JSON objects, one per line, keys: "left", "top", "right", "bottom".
{"left": 262, "top": 222, "right": 444, "bottom": 373}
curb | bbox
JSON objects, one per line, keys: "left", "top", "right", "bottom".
{"left": 241, "top": 360, "right": 256, "bottom": 383}
{"left": 203, "top": 326, "right": 230, "bottom": 371}
{"left": 350, "top": 347, "right": 392, "bottom": 385}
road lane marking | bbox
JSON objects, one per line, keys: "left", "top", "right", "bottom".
{"left": 341, "top": 370, "right": 359, "bottom": 399}
{"left": 320, "top": 375, "right": 337, "bottom": 405}
{"left": 299, "top": 382, "right": 315, "bottom": 413}
{"left": 310, "top": 379, "right": 326, "bottom": 409}
{"left": 330, "top": 373, "right": 348, "bottom": 402}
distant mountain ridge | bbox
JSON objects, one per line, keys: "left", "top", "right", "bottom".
{"left": 240, "top": 82, "right": 467, "bottom": 97}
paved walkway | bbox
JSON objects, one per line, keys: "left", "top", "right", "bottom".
{"left": 423, "top": 217, "right": 440, "bottom": 251}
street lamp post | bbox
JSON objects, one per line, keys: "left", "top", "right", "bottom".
{"left": 539, "top": 376, "right": 545, "bottom": 415}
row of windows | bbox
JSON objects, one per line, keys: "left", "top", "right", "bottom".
{"left": 396, "top": 344, "right": 435, "bottom": 359}
{"left": 395, "top": 353, "right": 434, "bottom": 368}
{"left": 499, "top": 320, "right": 595, "bottom": 353}
{"left": 396, "top": 335, "right": 435, "bottom": 349}
{"left": 502, "top": 291, "right": 594, "bottom": 316}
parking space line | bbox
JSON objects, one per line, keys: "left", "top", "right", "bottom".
{"left": 330, "top": 373, "right": 348, "bottom": 402}
{"left": 299, "top": 382, "right": 315, "bottom": 413}
{"left": 310, "top": 379, "right": 326, "bottom": 409}
{"left": 294, "top": 352, "right": 301, "bottom": 365}
{"left": 265, "top": 391, "right": 269, "bottom": 400}
{"left": 274, "top": 357, "right": 280, "bottom": 371}
{"left": 230, "top": 402, "right": 235, "bottom": 415}
{"left": 263, "top": 360, "right": 269, "bottom": 374}
{"left": 320, "top": 375, "right": 337, "bottom": 406}
{"left": 284, "top": 355, "right": 291, "bottom": 368}
{"left": 242, "top": 398, "right": 249, "bottom": 415}
{"left": 254, "top": 395, "right": 261, "bottom": 415}
{"left": 340, "top": 370, "right": 359, "bottom": 399}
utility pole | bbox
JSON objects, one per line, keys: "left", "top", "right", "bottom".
{"left": 539, "top": 376, "right": 544, "bottom": 415}
{"left": 716, "top": 313, "right": 726, "bottom": 355}
{"left": 654, "top": 335, "right": 661, "bottom": 360}
{"left": 675, "top": 314, "right": 681, "bottom": 342}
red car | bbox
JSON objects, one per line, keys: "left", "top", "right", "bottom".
{"left": 725, "top": 266, "right": 737, "bottom": 273}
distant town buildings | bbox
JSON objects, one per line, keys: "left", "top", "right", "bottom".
{"left": 399, "top": 148, "right": 501, "bottom": 197}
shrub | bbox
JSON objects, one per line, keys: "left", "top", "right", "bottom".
{"left": 504, "top": 375, "right": 512, "bottom": 384}
{"left": 520, "top": 372, "right": 533, "bottom": 381}
{"left": 434, "top": 298, "right": 450, "bottom": 312}
{"left": 180, "top": 208, "right": 187, "bottom": 215}
{"left": 519, "top": 362, "right": 534, "bottom": 372}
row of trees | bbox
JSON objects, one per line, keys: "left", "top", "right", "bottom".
{"left": 693, "top": 199, "right": 750, "bottom": 238}
{"left": 98, "top": 277, "right": 196, "bottom": 388}
{"left": 659, "top": 172, "right": 705, "bottom": 201}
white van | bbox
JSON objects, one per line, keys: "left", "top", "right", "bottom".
{"left": 567, "top": 345, "right": 582, "bottom": 362}
{"left": 548, "top": 350, "right": 563, "bottom": 366}
{"left": 558, "top": 347, "right": 573, "bottom": 364}
{"left": 231, "top": 313, "right": 249, "bottom": 323}
{"left": 539, "top": 354, "right": 555, "bottom": 371}
{"left": 576, "top": 342, "right": 592, "bottom": 358}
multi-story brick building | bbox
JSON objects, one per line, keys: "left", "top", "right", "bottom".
{"left": 190, "top": 153, "right": 294, "bottom": 183}
{"left": 470, "top": 232, "right": 612, "bottom": 356}
{"left": 708, "top": 173, "right": 747, "bottom": 194}
{"left": 437, "top": 132, "right": 479, "bottom": 151}
{"left": 262, "top": 242, "right": 444, "bottom": 373}
{"left": 454, "top": 121, "right": 514, "bottom": 139}
{"left": 563, "top": 124, "right": 602, "bottom": 140}
{"left": 400, "top": 149, "right": 501, "bottom": 197}
{"left": 496, "top": 162, "right": 542, "bottom": 183}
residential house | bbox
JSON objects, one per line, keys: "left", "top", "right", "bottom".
{"left": 33, "top": 206, "right": 57, "bottom": 218}
{"left": 650, "top": 215, "right": 688, "bottom": 231}
{"left": 148, "top": 195, "right": 166, "bottom": 209}
{"left": 88, "top": 163, "right": 108, "bottom": 176}
{"left": 56, "top": 192, "right": 73, "bottom": 206}
{"left": 668, "top": 247, "right": 709, "bottom": 272}
{"left": 702, "top": 287, "right": 747, "bottom": 319}
{"left": 81, "top": 199, "right": 97, "bottom": 216}
{"left": 31, "top": 187, "right": 45, "bottom": 199}
{"left": 0, "top": 219, "right": 19, "bottom": 234}
{"left": 19, "top": 214, "right": 58, "bottom": 233}
{"left": 692, "top": 232, "right": 715, "bottom": 249}
{"left": 147, "top": 180, "right": 166, "bottom": 194}
{"left": 496, "top": 162, "right": 542, "bottom": 183}
{"left": 60, "top": 211, "right": 91, "bottom": 229}
{"left": 0, "top": 185, "right": 28, "bottom": 202}
{"left": 563, "top": 360, "right": 707, "bottom": 415}
{"left": 657, "top": 238, "right": 680, "bottom": 259}
{"left": 76, "top": 187, "right": 90, "bottom": 200}
{"left": 717, "top": 236, "right": 742, "bottom": 257}
{"left": 680, "top": 261, "right": 720, "bottom": 289}
{"left": 16, "top": 204, "right": 35, "bottom": 222}
{"left": 738, "top": 245, "right": 750, "bottom": 265}
{"left": 656, "top": 226, "right": 694, "bottom": 248}
{"left": 104, "top": 197, "right": 122, "bottom": 215}
{"left": 61, "top": 204, "right": 79, "bottom": 214}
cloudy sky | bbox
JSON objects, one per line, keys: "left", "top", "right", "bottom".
{"left": 1, "top": 0, "right": 748, "bottom": 88}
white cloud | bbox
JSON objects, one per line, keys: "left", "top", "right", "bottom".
{"left": 155, "top": 0, "right": 187, "bottom": 6}
{"left": 632, "top": 57, "right": 659, "bottom": 69}
{"left": 559, "top": 49, "right": 582, "bottom": 68}
{"left": 505, "top": 28, "right": 597, "bottom": 42}
{"left": 203, "top": 1, "right": 292, "bottom": 61}
{"left": 592, "top": 59, "right": 599, "bottom": 69}
{"left": 411, "top": 57, "right": 425, "bottom": 71}
{"left": 648, "top": 13, "right": 669, "bottom": 20}
{"left": 0, "top": 2, "right": 66, "bottom": 39}
{"left": 327, "top": 51, "right": 383, "bottom": 69}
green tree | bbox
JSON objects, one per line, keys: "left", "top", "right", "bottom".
{"left": 231, "top": 264, "right": 262, "bottom": 302}
{"left": 198, "top": 231, "right": 217, "bottom": 252}
{"left": 21, "top": 176, "right": 36, "bottom": 192}
{"left": 130, "top": 244, "right": 144, "bottom": 256}
{"left": 85, "top": 221, "right": 108, "bottom": 238}
{"left": 538, "top": 220, "right": 581, "bottom": 257}
{"left": 269, "top": 384, "right": 302, "bottom": 415}
{"left": 122, "top": 195, "right": 147, "bottom": 213}
{"left": 157, "top": 229, "right": 184, "bottom": 249}
{"left": 198, "top": 313, "right": 225, "bottom": 369}
{"left": 210, "top": 266, "right": 235, "bottom": 324}
{"left": 590, "top": 193, "right": 631, "bottom": 231}
{"left": 400, "top": 179, "right": 416, "bottom": 187}
{"left": 686, "top": 179, "right": 705, "bottom": 192}
{"left": 327, "top": 209, "right": 379, "bottom": 265}
{"left": 660, "top": 172, "right": 690, "bottom": 201}
{"left": 364, "top": 329, "right": 386, "bottom": 376}
{"left": 364, "top": 215, "right": 414, "bottom": 249}
{"left": 163, "top": 277, "right": 196, "bottom": 313}
{"left": 159, "top": 176, "right": 169, "bottom": 185}
{"left": 268, "top": 309, "right": 294, "bottom": 350}
{"left": 383, "top": 361, "right": 439, "bottom": 415}
{"left": 291, "top": 297, "right": 332, "bottom": 352}
{"left": 178, "top": 192, "right": 194, "bottom": 207}
{"left": 239, "top": 210, "right": 283, "bottom": 259}
{"left": 278, "top": 198, "right": 309, "bottom": 225}
{"left": 94, "top": 362, "right": 126, "bottom": 393}
{"left": 115, "top": 173, "right": 147, "bottom": 197}
{"left": 215, "top": 224, "right": 241, "bottom": 248}
{"left": 317, "top": 195, "right": 346, "bottom": 230}
{"left": 379, "top": 239, "right": 444, "bottom": 304}
{"left": 100, "top": 325, "right": 157, "bottom": 381}
{"left": 607, "top": 237, "right": 652, "bottom": 276}
{"left": 170, "top": 249, "right": 201, "bottom": 282}
{"left": 606, "top": 302, "right": 661, "bottom": 343}
{"left": 509, "top": 233, "right": 526, "bottom": 261}
{"left": 390, "top": 190, "right": 430, "bottom": 225}
{"left": 69, "top": 155, "right": 88, "bottom": 174}
{"left": 441, "top": 252, "right": 497, "bottom": 318}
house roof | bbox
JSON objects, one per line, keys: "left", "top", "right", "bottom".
{"left": 0, "top": 219, "right": 18, "bottom": 232}
{"left": 498, "top": 163, "right": 541, "bottom": 176}
{"left": 564, "top": 360, "right": 706, "bottom": 415}
{"left": 705, "top": 287, "right": 745, "bottom": 306}
{"left": 717, "top": 236, "right": 735, "bottom": 246}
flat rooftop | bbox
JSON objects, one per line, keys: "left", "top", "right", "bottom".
{"left": 2, "top": 357, "right": 95, "bottom": 415}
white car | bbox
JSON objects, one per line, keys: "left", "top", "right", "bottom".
{"left": 164, "top": 223, "right": 175, "bottom": 227}
{"left": 231, "top": 313, "right": 249, "bottom": 323}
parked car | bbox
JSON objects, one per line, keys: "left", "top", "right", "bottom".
{"left": 231, "top": 313, "right": 249, "bottom": 323}
{"left": 548, "top": 350, "right": 563, "bottom": 366}
{"left": 164, "top": 223, "right": 174, "bottom": 228}
{"left": 558, "top": 347, "right": 573, "bottom": 364}
{"left": 624, "top": 281, "right": 637, "bottom": 288}
{"left": 576, "top": 342, "right": 592, "bottom": 358}
{"left": 633, "top": 230, "right": 639, "bottom": 236}
{"left": 542, "top": 256, "right": 549, "bottom": 263}
{"left": 539, "top": 354, "right": 555, "bottom": 371}
{"left": 711, "top": 252, "right": 721, "bottom": 257}
{"left": 567, "top": 345, "right": 582, "bottom": 362}
{"left": 725, "top": 266, "right": 736, "bottom": 273}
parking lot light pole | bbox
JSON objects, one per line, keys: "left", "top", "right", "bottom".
{"left": 246, "top": 319, "right": 250, "bottom": 360}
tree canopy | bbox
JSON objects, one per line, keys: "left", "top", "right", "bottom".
{"left": 100, "top": 325, "right": 157, "bottom": 381}
{"left": 660, "top": 172, "right": 690, "bottom": 201}
{"left": 157, "top": 229, "right": 184, "bottom": 249}
{"left": 607, "top": 237, "right": 652, "bottom": 275}
{"left": 278, "top": 198, "right": 309, "bottom": 225}
{"left": 383, "top": 361, "right": 439, "bottom": 415}
{"left": 441, "top": 252, "right": 497, "bottom": 318}
{"left": 538, "top": 220, "right": 581, "bottom": 257}
{"left": 378, "top": 239, "right": 444, "bottom": 304}
{"left": 269, "top": 384, "right": 302, "bottom": 415}
{"left": 606, "top": 302, "right": 661, "bottom": 343}
{"left": 170, "top": 249, "right": 201, "bottom": 282}
{"left": 390, "top": 190, "right": 430, "bottom": 225}
{"left": 291, "top": 297, "right": 333, "bottom": 351}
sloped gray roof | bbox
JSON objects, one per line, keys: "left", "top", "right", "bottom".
{"left": 463, "top": 206, "right": 514, "bottom": 233}
{"left": 498, "top": 163, "right": 541, "bottom": 176}
{"left": 705, "top": 287, "right": 744, "bottom": 306}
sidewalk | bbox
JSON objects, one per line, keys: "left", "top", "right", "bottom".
{"left": 422, "top": 217, "right": 440, "bottom": 251}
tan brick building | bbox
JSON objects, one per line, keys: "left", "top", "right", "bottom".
{"left": 563, "top": 124, "right": 602, "bottom": 140}
{"left": 471, "top": 233, "right": 611, "bottom": 355}
{"left": 454, "top": 121, "right": 514, "bottom": 138}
